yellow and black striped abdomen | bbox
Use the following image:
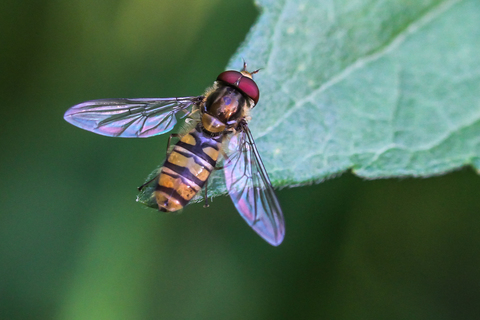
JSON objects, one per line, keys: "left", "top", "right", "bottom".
{"left": 155, "top": 126, "right": 222, "bottom": 212}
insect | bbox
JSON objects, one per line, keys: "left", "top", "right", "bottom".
{"left": 64, "top": 62, "right": 285, "bottom": 246}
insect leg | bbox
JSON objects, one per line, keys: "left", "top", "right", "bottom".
{"left": 138, "top": 133, "right": 181, "bottom": 192}
{"left": 220, "top": 149, "right": 231, "bottom": 167}
{"left": 137, "top": 174, "right": 158, "bottom": 191}
{"left": 202, "top": 165, "right": 224, "bottom": 208}
{"left": 186, "top": 108, "right": 199, "bottom": 116}
{"left": 166, "top": 133, "right": 179, "bottom": 157}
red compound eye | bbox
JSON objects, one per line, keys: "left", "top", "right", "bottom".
{"left": 217, "top": 70, "right": 260, "bottom": 105}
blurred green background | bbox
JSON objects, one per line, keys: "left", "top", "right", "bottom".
{"left": 2, "top": 1, "right": 480, "bottom": 319}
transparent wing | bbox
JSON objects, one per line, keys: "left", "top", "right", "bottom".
{"left": 64, "top": 97, "right": 201, "bottom": 138}
{"left": 224, "top": 123, "right": 285, "bottom": 246}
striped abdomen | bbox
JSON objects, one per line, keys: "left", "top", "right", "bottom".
{"left": 155, "top": 126, "right": 222, "bottom": 212}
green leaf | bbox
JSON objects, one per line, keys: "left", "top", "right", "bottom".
{"left": 138, "top": 0, "right": 480, "bottom": 208}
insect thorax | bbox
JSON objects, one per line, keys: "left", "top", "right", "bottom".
{"left": 201, "top": 84, "right": 251, "bottom": 134}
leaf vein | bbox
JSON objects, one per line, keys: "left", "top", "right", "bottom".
{"left": 256, "top": 0, "right": 463, "bottom": 141}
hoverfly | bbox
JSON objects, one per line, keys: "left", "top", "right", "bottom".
{"left": 64, "top": 62, "right": 285, "bottom": 246}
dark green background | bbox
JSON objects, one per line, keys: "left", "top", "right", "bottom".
{"left": 2, "top": 1, "right": 480, "bottom": 319}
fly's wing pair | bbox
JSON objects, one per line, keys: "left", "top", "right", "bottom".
{"left": 224, "top": 122, "right": 285, "bottom": 246}
{"left": 65, "top": 97, "right": 285, "bottom": 246}
{"left": 64, "top": 97, "right": 201, "bottom": 138}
